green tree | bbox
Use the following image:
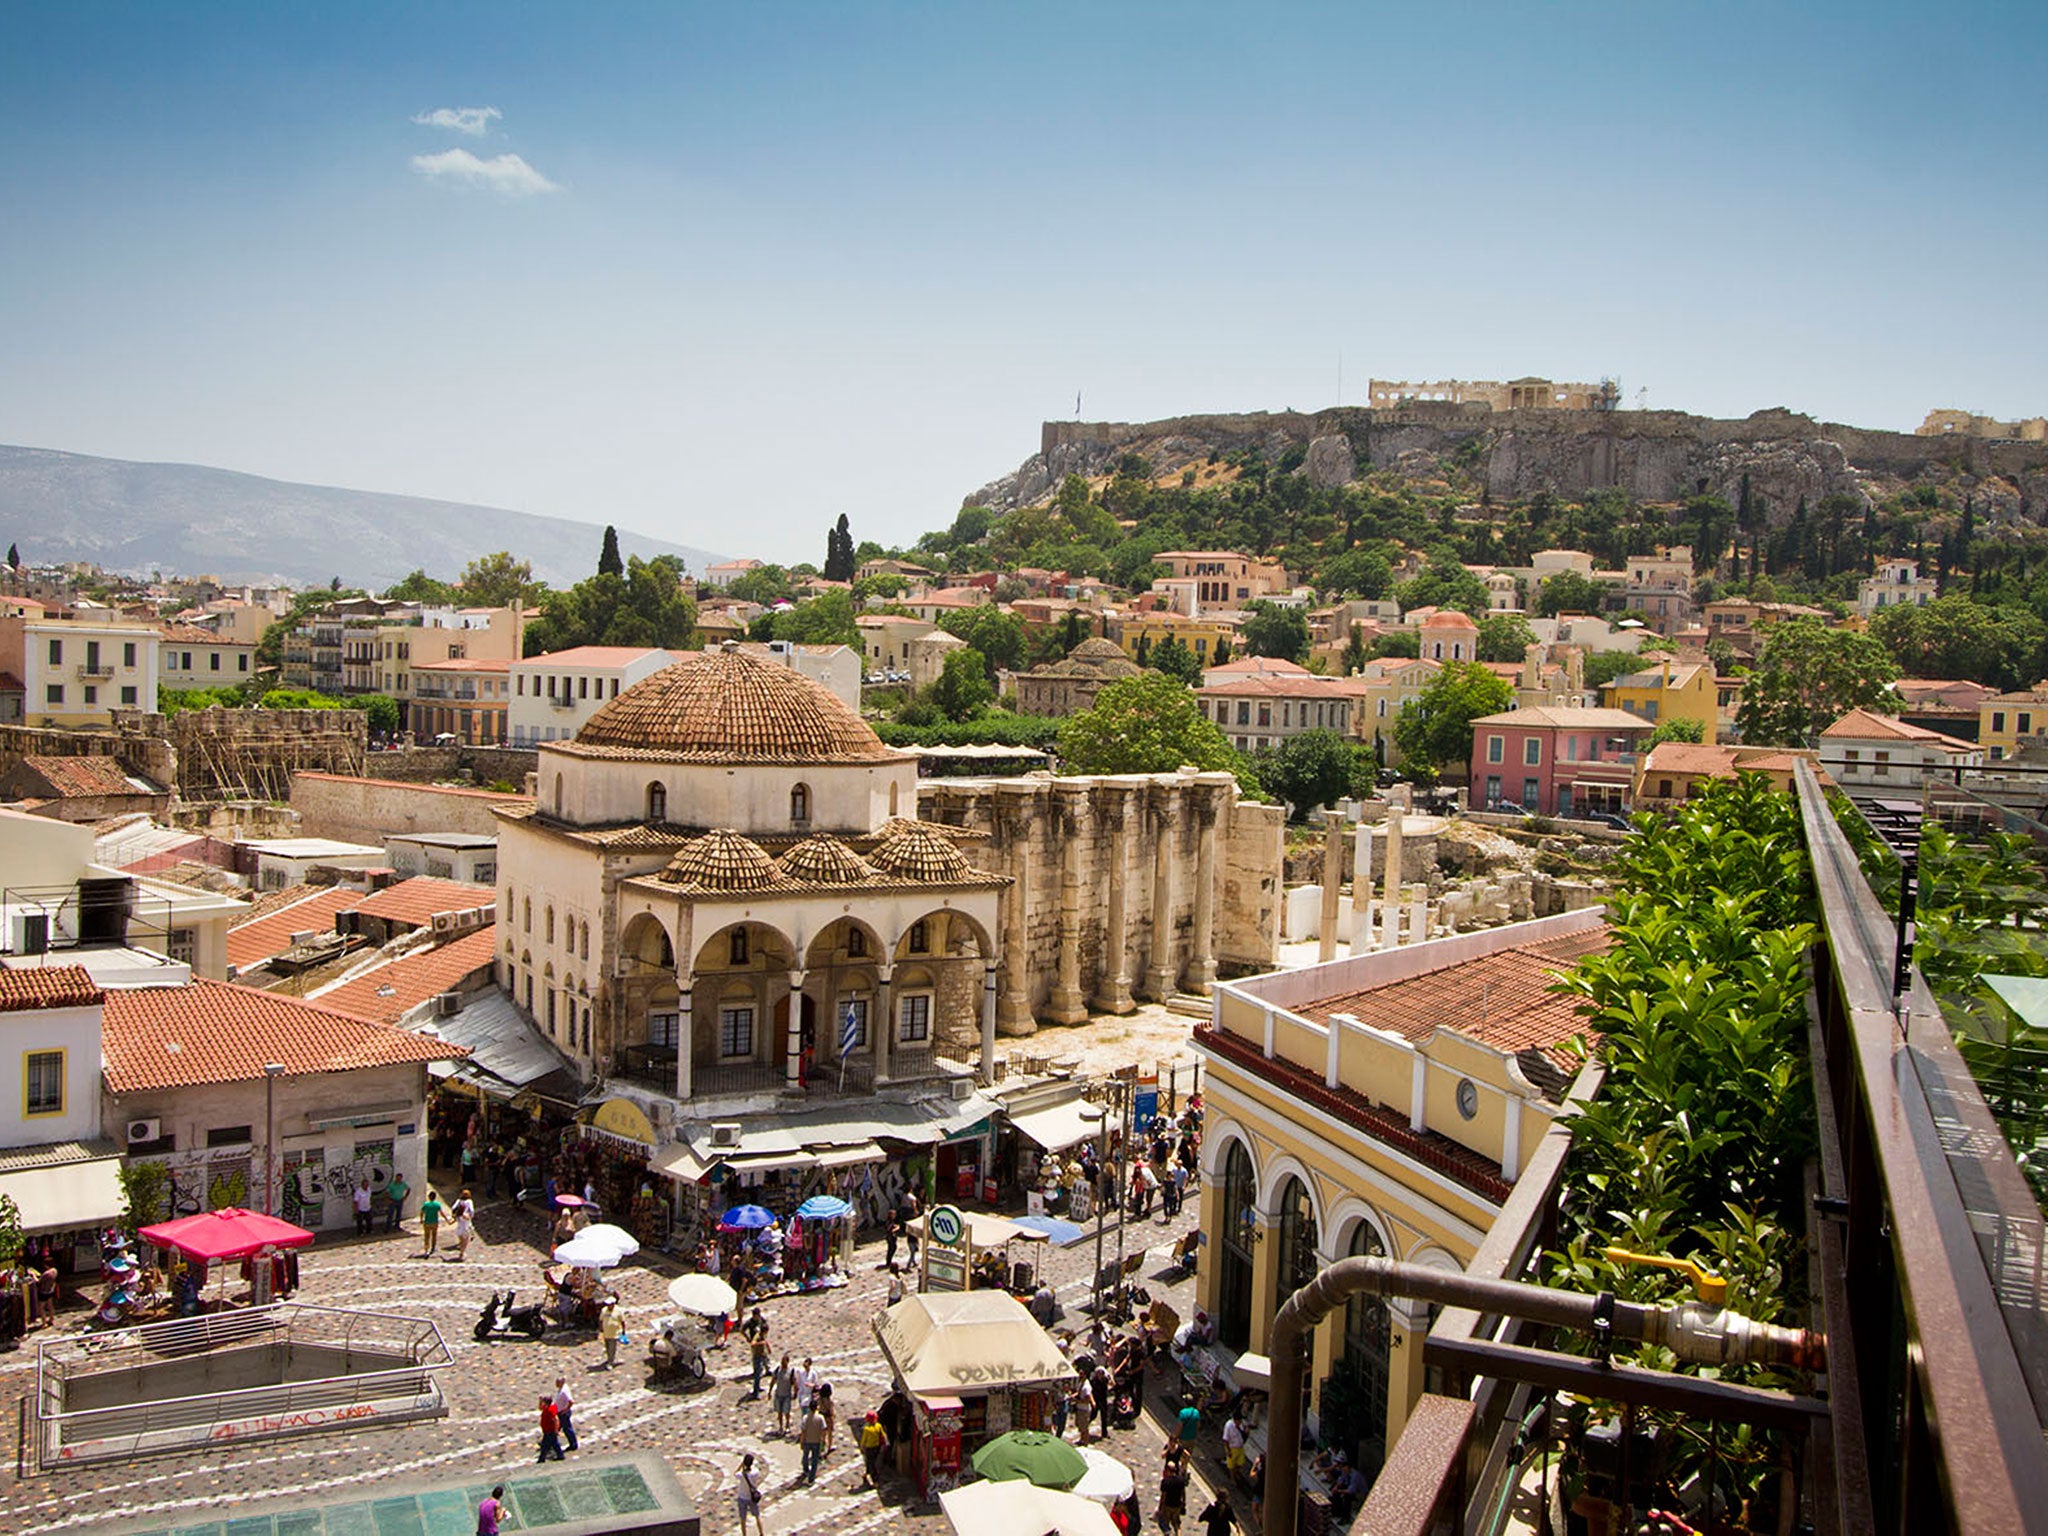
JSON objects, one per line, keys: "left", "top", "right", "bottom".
{"left": 343, "top": 694, "right": 401, "bottom": 737}
{"left": 823, "top": 513, "right": 857, "bottom": 582}
{"left": 598, "top": 525, "right": 624, "bottom": 578}
{"left": 259, "top": 687, "right": 342, "bottom": 710}
{"left": 1736, "top": 617, "right": 1901, "bottom": 746}
{"left": 1210, "top": 635, "right": 1233, "bottom": 666}
{"left": 1394, "top": 660, "right": 1513, "bottom": 774}
{"left": 1394, "top": 557, "right": 1489, "bottom": 618}
{"left": 727, "top": 565, "right": 792, "bottom": 606}
{"left": 1058, "top": 672, "right": 1256, "bottom": 792}
{"left": 1341, "top": 623, "right": 1370, "bottom": 675}
{"left": 939, "top": 606, "right": 1026, "bottom": 682}
{"left": 383, "top": 569, "right": 458, "bottom": 605}
{"left": 1241, "top": 601, "right": 1311, "bottom": 663}
{"left": 5, "top": 543, "right": 16, "bottom": 570}
{"left": 1370, "top": 629, "right": 1420, "bottom": 661}
{"left": 1318, "top": 548, "right": 1392, "bottom": 600}
{"left": 1147, "top": 635, "right": 1202, "bottom": 685}
{"left": 770, "top": 589, "right": 859, "bottom": 647}
{"left": 1061, "top": 610, "right": 1084, "bottom": 652}
{"left": 1258, "top": 729, "right": 1359, "bottom": 820}
{"left": 1583, "top": 649, "right": 1646, "bottom": 692}
{"left": 1870, "top": 594, "right": 2047, "bottom": 690}
{"left": 1534, "top": 571, "right": 1610, "bottom": 618}
{"left": 1476, "top": 612, "right": 1538, "bottom": 664}
{"left": 525, "top": 556, "right": 698, "bottom": 654}
{"left": 1646, "top": 716, "right": 1705, "bottom": 746}
{"left": 931, "top": 648, "right": 994, "bottom": 721}
{"left": 459, "top": 551, "right": 544, "bottom": 609}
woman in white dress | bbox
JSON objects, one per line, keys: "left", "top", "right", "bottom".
{"left": 451, "top": 1188, "right": 477, "bottom": 1261}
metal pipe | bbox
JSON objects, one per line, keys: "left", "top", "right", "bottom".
{"left": 1262, "top": 1256, "right": 1824, "bottom": 1536}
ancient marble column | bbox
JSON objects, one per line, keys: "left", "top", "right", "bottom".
{"left": 1318, "top": 812, "right": 1344, "bottom": 964}
{"left": 1093, "top": 787, "right": 1135, "bottom": 1014}
{"left": 675, "top": 979, "right": 694, "bottom": 1101}
{"left": 784, "top": 968, "right": 807, "bottom": 1088}
{"left": 1187, "top": 790, "right": 1220, "bottom": 991}
{"left": 1348, "top": 818, "right": 1374, "bottom": 957}
{"left": 1144, "top": 784, "right": 1179, "bottom": 1001}
{"left": 996, "top": 787, "right": 1038, "bottom": 1036}
{"left": 1382, "top": 808, "right": 1405, "bottom": 948}
{"left": 1047, "top": 786, "right": 1090, "bottom": 1023}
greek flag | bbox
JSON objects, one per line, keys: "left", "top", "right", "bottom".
{"left": 839, "top": 1001, "right": 861, "bottom": 1059}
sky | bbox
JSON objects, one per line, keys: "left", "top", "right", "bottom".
{"left": 2, "top": 2, "right": 2044, "bottom": 569}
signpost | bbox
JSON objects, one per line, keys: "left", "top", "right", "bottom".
{"left": 924, "top": 1203, "right": 969, "bottom": 1293}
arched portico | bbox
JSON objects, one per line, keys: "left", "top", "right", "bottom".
{"left": 689, "top": 921, "right": 799, "bottom": 1095}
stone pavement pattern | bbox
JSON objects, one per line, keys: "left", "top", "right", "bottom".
{"left": 0, "top": 1190, "right": 1245, "bottom": 1536}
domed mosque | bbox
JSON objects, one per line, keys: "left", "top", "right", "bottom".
{"left": 493, "top": 644, "right": 1009, "bottom": 1131}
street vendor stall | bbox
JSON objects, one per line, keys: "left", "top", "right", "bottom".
{"left": 908, "top": 1207, "right": 1051, "bottom": 1295}
{"left": 874, "top": 1289, "right": 1079, "bottom": 1499}
{"left": 137, "top": 1209, "right": 314, "bottom": 1315}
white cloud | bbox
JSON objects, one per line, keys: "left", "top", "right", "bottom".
{"left": 410, "top": 149, "right": 561, "bottom": 196}
{"left": 411, "top": 106, "right": 501, "bottom": 136}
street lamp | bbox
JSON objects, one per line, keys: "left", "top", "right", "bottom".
{"left": 263, "top": 1063, "right": 286, "bottom": 1215}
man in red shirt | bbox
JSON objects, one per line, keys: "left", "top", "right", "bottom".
{"left": 537, "top": 1395, "right": 565, "bottom": 1461}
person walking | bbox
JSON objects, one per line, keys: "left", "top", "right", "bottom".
{"left": 742, "top": 1308, "right": 770, "bottom": 1398}
{"left": 818, "top": 1382, "right": 838, "bottom": 1455}
{"left": 884, "top": 1213, "right": 901, "bottom": 1270}
{"left": 599, "top": 1300, "right": 623, "bottom": 1367}
{"left": 450, "top": 1189, "right": 477, "bottom": 1261}
{"left": 475, "top": 1484, "right": 505, "bottom": 1536}
{"left": 796, "top": 1356, "right": 820, "bottom": 1419}
{"left": 1223, "top": 1405, "right": 1248, "bottom": 1484}
{"left": 799, "top": 1400, "right": 827, "bottom": 1484}
{"left": 858, "top": 1408, "right": 890, "bottom": 1490}
{"left": 352, "top": 1177, "right": 374, "bottom": 1237}
{"left": 734, "top": 1453, "right": 766, "bottom": 1536}
{"left": 771, "top": 1353, "right": 797, "bottom": 1435}
{"left": 385, "top": 1170, "right": 409, "bottom": 1233}
{"left": 553, "top": 1377, "right": 579, "bottom": 1453}
{"left": 418, "top": 1188, "right": 443, "bottom": 1257}
{"left": 1070, "top": 1377, "right": 1094, "bottom": 1446}
{"left": 536, "top": 1395, "right": 564, "bottom": 1462}
{"left": 1157, "top": 1452, "right": 1188, "bottom": 1536}
{"left": 1176, "top": 1393, "right": 1202, "bottom": 1450}
{"left": 886, "top": 1262, "right": 905, "bottom": 1305}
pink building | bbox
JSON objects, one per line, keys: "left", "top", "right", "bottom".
{"left": 1468, "top": 706, "right": 1652, "bottom": 816}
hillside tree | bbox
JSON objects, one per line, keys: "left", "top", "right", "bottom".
{"left": 1534, "top": 571, "right": 1609, "bottom": 618}
{"left": 824, "top": 514, "right": 858, "bottom": 583}
{"left": 460, "top": 552, "right": 545, "bottom": 609}
{"left": 1736, "top": 617, "right": 1900, "bottom": 746}
{"left": 1241, "top": 601, "right": 1311, "bottom": 663}
{"left": 524, "top": 555, "right": 697, "bottom": 654}
{"left": 1058, "top": 672, "right": 1256, "bottom": 792}
{"left": 1259, "top": 729, "right": 1359, "bottom": 820}
{"left": 1394, "top": 660, "right": 1514, "bottom": 774}
{"left": 939, "top": 606, "right": 1026, "bottom": 683}
{"left": 1476, "top": 612, "right": 1539, "bottom": 664}
{"left": 931, "top": 648, "right": 993, "bottom": 721}
{"left": 1147, "top": 635, "right": 1202, "bottom": 686}
{"left": 598, "top": 525, "right": 624, "bottom": 578}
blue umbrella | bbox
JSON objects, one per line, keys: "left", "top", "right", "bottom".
{"left": 719, "top": 1204, "right": 776, "bottom": 1230}
{"left": 795, "top": 1195, "right": 853, "bottom": 1221}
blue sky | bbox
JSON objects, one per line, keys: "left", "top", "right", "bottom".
{"left": 2, "top": 2, "right": 2043, "bottom": 568}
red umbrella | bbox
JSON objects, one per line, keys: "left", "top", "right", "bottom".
{"left": 139, "top": 1209, "right": 316, "bottom": 1264}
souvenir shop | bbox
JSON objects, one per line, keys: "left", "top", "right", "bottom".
{"left": 563, "top": 1098, "right": 671, "bottom": 1252}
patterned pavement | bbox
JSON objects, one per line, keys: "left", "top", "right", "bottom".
{"left": 1, "top": 1185, "right": 1250, "bottom": 1536}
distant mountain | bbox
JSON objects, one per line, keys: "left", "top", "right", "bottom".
{"left": 0, "top": 445, "right": 724, "bottom": 590}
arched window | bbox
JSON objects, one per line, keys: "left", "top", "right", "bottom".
{"left": 522, "top": 897, "right": 532, "bottom": 933}
{"left": 580, "top": 921, "right": 590, "bottom": 961}
{"left": 553, "top": 775, "right": 563, "bottom": 817}
{"left": 1323, "top": 1220, "right": 1393, "bottom": 1486}
{"left": 1218, "top": 1141, "right": 1258, "bottom": 1351}
{"left": 647, "top": 781, "right": 667, "bottom": 822}
{"left": 545, "top": 907, "right": 555, "bottom": 944}
{"left": 1275, "top": 1176, "right": 1319, "bottom": 1304}
{"left": 730, "top": 928, "right": 750, "bottom": 965}
{"left": 847, "top": 927, "right": 866, "bottom": 959}
{"left": 790, "top": 783, "right": 810, "bottom": 825}
{"left": 889, "top": 782, "right": 901, "bottom": 817}
{"left": 907, "top": 920, "right": 928, "bottom": 954}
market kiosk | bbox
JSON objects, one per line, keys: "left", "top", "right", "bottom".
{"left": 873, "top": 1289, "right": 1079, "bottom": 1499}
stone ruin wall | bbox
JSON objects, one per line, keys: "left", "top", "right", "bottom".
{"left": 166, "top": 708, "right": 365, "bottom": 800}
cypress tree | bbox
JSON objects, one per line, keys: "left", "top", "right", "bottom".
{"left": 598, "top": 525, "right": 624, "bottom": 577}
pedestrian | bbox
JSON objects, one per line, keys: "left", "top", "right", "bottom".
{"left": 1197, "top": 1498, "right": 1235, "bottom": 1536}
{"left": 461, "top": 1139, "right": 478, "bottom": 1188}
{"left": 553, "top": 1376, "right": 579, "bottom": 1453}
{"left": 1070, "top": 1377, "right": 1094, "bottom": 1446}
{"left": 796, "top": 1356, "right": 820, "bottom": 1416}
{"left": 385, "top": 1169, "right": 409, "bottom": 1232}
{"left": 484, "top": 1147, "right": 500, "bottom": 1199}
{"left": 1177, "top": 1393, "right": 1202, "bottom": 1449}
{"left": 819, "top": 1381, "right": 837, "bottom": 1454}
{"left": 886, "top": 1262, "right": 905, "bottom": 1306}
{"left": 599, "top": 1300, "right": 623, "bottom": 1367}
{"left": 1091, "top": 1365, "right": 1112, "bottom": 1438}
{"left": 884, "top": 1213, "right": 901, "bottom": 1270}
{"left": 476, "top": 1484, "right": 505, "bottom": 1536}
{"left": 858, "top": 1408, "right": 890, "bottom": 1489}
{"left": 1223, "top": 1405, "right": 1248, "bottom": 1483}
{"left": 1051, "top": 1376, "right": 1069, "bottom": 1439}
{"left": 418, "top": 1187, "right": 443, "bottom": 1257}
{"left": 734, "top": 1452, "right": 766, "bottom": 1536}
{"left": 450, "top": 1188, "right": 476, "bottom": 1261}
{"left": 536, "top": 1394, "right": 564, "bottom": 1462}
{"left": 799, "top": 1400, "right": 827, "bottom": 1484}
{"left": 771, "top": 1353, "right": 797, "bottom": 1435}
{"left": 743, "top": 1307, "right": 770, "bottom": 1397}
{"left": 353, "top": 1177, "right": 374, "bottom": 1237}
{"left": 1158, "top": 1452, "right": 1188, "bottom": 1536}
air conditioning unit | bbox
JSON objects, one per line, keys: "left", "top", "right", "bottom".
{"left": 710, "top": 1122, "right": 742, "bottom": 1149}
{"left": 948, "top": 1078, "right": 974, "bottom": 1101}
{"left": 431, "top": 913, "right": 454, "bottom": 934}
{"left": 125, "top": 1118, "right": 161, "bottom": 1145}
{"left": 434, "top": 992, "right": 461, "bottom": 1017}
{"left": 10, "top": 911, "right": 50, "bottom": 956}
{"left": 288, "top": 930, "right": 315, "bottom": 946}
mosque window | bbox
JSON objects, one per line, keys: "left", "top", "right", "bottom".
{"left": 647, "top": 782, "right": 667, "bottom": 821}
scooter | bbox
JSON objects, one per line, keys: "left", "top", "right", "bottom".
{"left": 474, "top": 1289, "right": 548, "bottom": 1342}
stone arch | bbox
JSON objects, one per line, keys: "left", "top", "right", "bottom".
{"left": 646, "top": 780, "right": 667, "bottom": 822}
{"left": 893, "top": 907, "right": 993, "bottom": 964}
{"left": 1322, "top": 1197, "right": 1398, "bottom": 1266}
{"left": 1198, "top": 1115, "right": 1256, "bottom": 1182}
{"left": 1257, "top": 1151, "right": 1326, "bottom": 1228}
{"left": 1216, "top": 1137, "right": 1260, "bottom": 1351}
{"left": 618, "top": 912, "right": 674, "bottom": 974}
{"left": 804, "top": 915, "right": 885, "bottom": 970}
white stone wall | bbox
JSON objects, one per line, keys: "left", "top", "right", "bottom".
{"left": 540, "top": 750, "right": 919, "bottom": 838}
{"left": 0, "top": 1001, "right": 103, "bottom": 1145}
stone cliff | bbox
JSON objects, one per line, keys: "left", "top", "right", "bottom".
{"left": 966, "top": 405, "right": 2048, "bottom": 530}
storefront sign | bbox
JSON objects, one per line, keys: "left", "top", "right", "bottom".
{"left": 583, "top": 1098, "right": 656, "bottom": 1149}
{"left": 924, "top": 1203, "right": 968, "bottom": 1293}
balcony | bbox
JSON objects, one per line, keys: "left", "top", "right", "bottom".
{"left": 74, "top": 664, "right": 114, "bottom": 679}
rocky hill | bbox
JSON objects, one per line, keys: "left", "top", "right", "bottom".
{"left": 968, "top": 405, "right": 2048, "bottom": 531}
{"left": 0, "top": 445, "right": 723, "bottom": 590}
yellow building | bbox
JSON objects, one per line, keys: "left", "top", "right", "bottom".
{"left": 1353, "top": 656, "right": 1441, "bottom": 765}
{"left": 1108, "top": 611, "right": 1238, "bottom": 666}
{"left": 1603, "top": 659, "right": 1719, "bottom": 744}
{"left": 1979, "top": 682, "right": 2048, "bottom": 761}
{"left": 1194, "top": 910, "right": 1604, "bottom": 1479}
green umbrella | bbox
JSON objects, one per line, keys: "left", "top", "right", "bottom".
{"left": 971, "top": 1430, "right": 1090, "bottom": 1488}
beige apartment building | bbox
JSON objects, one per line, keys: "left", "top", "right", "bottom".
{"left": 1155, "top": 551, "right": 1290, "bottom": 610}
{"left": 0, "top": 614, "right": 161, "bottom": 727}
{"left": 158, "top": 623, "right": 258, "bottom": 692}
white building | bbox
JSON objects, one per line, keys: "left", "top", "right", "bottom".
{"left": 0, "top": 614, "right": 161, "bottom": 726}
{"left": 1818, "top": 708, "right": 1982, "bottom": 790}
{"left": 508, "top": 646, "right": 677, "bottom": 747}
{"left": 385, "top": 833, "right": 498, "bottom": 885}
{"left": 737, "top": 640, "right": 862, "bottom": 712}
{"left": 158, "top": 623, "right": 258, "bottom": 691}
{"left": 1858, "top": 559, "right": 1940, "bottom": 617}
{"left": 241, "top": 837, "right": 388, "bottom": 890}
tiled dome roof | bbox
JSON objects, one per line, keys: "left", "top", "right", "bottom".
{"left": 576, "top": 647, "right": 899, "bottom": 762}
{"left": 870, "top": 822, "right": 974, "bottom": 882}
{"left": 660, "top": 829, "right": 789, "bottom": 892}
{"left": 778, "top": 835, "right": 878, "bottom": 885}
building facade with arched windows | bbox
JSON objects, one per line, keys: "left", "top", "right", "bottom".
{"left": 492, "top": 646, "right": 1008, "bottom": 1128}
{"left": 1192, "top": 907, "right": 1606, "bottom": 1487}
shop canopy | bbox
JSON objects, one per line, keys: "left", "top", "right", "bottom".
{"left": 140, "top": 1209, "right": 315, "bottom": 1264}
{"left": 874, "top": 1290, "right": 1077, "bottom": 1398}
{"left": 1005, "top": 1097, "right": 1102, "bottom": 1154}
{"left": 907, "top": 1209, "right": 1050, "bottom": 1249}
{"left": 0, "top": 1141, "right": 125, "bottom": 1236}
{"left": 940, "top": 1479, "right": 1117, "bottom": 1536}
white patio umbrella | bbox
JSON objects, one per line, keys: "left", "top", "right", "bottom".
{"left": 940, "top": 1479, "right": 1117, "bottom": 1536}
{"left": 1068, "top": 1445, "right": 1136, "bottom": 1506}
{"left": 574, "top": 1222, "right": 641, "bottom": 1259}
{"left": 667, "top": 1272, "right": 739, "bottom": 1317}
{"left": 553, "top": 1232, "right": 630, "bottom": 1268}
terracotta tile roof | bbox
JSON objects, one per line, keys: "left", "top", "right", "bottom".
{"left": 14, "top": 756, "right": 148, "bottom": 798}
{"left": 102, "top": 978, "right": 463, "bottom": 1093}
{"left": 1198, "top": 675, "right": 1370, "bottom": 699}
{"left": 1417, "top": 609, "right": 1479, "bottom": 630}
{"left": 0, "top": 672, "right": 23, "bottom": 694}
{"left": 352, "top": 877, "right": 496, "bottom": 928}
{"left": 309, "top": 927, "right": 500, "bottom": 1025}
{"left": 1820, "top": 708, "right": 1977, "bottom": 750}
{"left": 661, "top": 829, "right": 791, "bottom": 892}
{"left": 870, "top": 823, "right": 975, "bottom": 882}
{"left": 1470, "top": 706, "right": 1649, "bottom": 731}
{"left": 778, "top": 834, "right": 879, "bottom": 885}
{"left": 227, "top": 887, "right": 368, "bottom": 970}
{"left": 518, "top": 646, "right": 672, "bottom": 667}
{"left": 1206, "top": 657, "right": 1312, "bottom": 678}
{"left": 411, "top": 657, "right": 510, "bottom": 673}
{"left": 0, "top": 965, "right": 104, "bottom": 1012}
{"left": 1299, "top": 927, "right": 1609, "bottom": 1075}
{"left": 1640, "top": 742, "right": 1747, "bottom": 778}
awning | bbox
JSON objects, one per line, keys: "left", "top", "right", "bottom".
{"left": 0, "top": 1154, "right": 126, "bottom": 1235}
{"left": 1007, "top": 1098, "right": 1101, "bottom": 1153}
{"left": 908, "top": 1209, "right": 1050, "bottom": 1247}
{"left": 650, "top": 1137, "right": 884, "bottom": 1184}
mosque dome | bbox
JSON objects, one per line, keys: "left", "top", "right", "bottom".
{"left": 778, "top": 835, "right": 879, "bottom": 886}
{"left": 660, "top": 829, "right": 788, "bottom": 892}
{"left": 870, "top": 822, "right": 975, "bottom": 883}
{"left": 575, "top": 645, "right": 899, "bottom": 763}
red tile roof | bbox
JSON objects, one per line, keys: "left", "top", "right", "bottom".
{"left": 102, "top": 979, "right": 463, "bottom": 1093}
{"left": 519, "top": 646, "right": 673, "bottom": 667}
{"left": 351, "top": 877, "right": 496, "bottom": 928}
{"left": 14, "top": 756, "right": 145, "bottom": 798}
{"left": 226, "top": 887, "right": 368, "bottom": 970}
{"left": 411, "top": 657, "right": 510, "bottom": 673}
{"left": 1820, "top": 708, "right": 1977, "bottom": 751}
{"left": 309, "top": 927, "right": 500, "bottom": 1024}
{"left": 0, "top": 965, "right": 105, "bottom": 1012}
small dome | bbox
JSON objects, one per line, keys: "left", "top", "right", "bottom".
{"left": 576, "top": 646, "right": 899, "bottom": 763}
{"left": 1069, "top": 636, "right": 1135, "bottom": 665}
{"left": 870, "top": 823, "right": 974, "bottom": 883}
{"left": 661, "top": 829, "right": 788, "bottom": 892}
{"left": 778, "top": 835, "right": 878, "bottom": 886}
